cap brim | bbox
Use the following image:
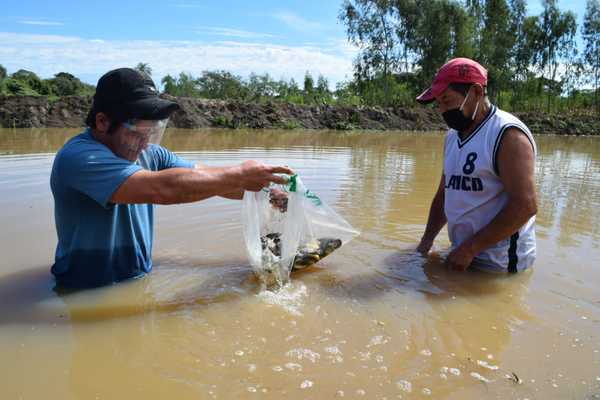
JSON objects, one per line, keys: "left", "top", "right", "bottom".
{"left": 126, "top": 97, "right": 180, "bottom": 120}
{"left": 416, "top": 87, "right": 435, "bottom": 104}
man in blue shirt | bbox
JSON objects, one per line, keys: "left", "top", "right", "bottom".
{"left": 50, "top": 68, "right": 291, "bottom": 288}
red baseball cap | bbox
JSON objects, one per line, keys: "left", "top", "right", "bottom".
{"left": 416, "top": 58, "right": 488, "bottom": 104}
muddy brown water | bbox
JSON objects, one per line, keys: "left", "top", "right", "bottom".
{"left": 0, "top": 128, "right": 599, "bottom": 399}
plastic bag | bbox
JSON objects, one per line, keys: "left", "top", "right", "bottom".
{"left": 242, "top": 174, "right": 359, "bottom": 288}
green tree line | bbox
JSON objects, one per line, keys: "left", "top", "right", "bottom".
{"left": 159, "top": 69, "right": 337, "bottom": 105}
{"left": 0, "top": 63, "right": 339, "bottom": 106}
{"left": 340, "top": 0, "right": 600, "bottom": 112}
{"left": 0, "top": 67, "right": 95, "bottom": 98}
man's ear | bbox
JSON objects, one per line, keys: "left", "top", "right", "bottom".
{"left": 472, "top": 83, "right": 485, "bottom": 99}
{"left": 95, "top": 112, "right": 111, "bottom": 134}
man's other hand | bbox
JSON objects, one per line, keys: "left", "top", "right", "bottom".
{"left": 445, "top": 241, "right": 476, "bottom": 271}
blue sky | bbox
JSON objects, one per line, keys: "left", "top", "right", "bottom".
{"left": 0, "top": 0, "right": 590, "bottom": 87}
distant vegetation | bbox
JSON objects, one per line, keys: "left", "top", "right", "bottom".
{"left": 1, "top": 0, "right": 598, "bottom": 114}
{"left": 337, "top": 0, "right": 600, "bottom": 113}
{"left": 159, "top": 69, "right": 340, "bottom": 106}
{"left": 0, "top": 67, "right": 94, "bottom": 99}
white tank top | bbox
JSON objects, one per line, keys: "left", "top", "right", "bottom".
{"left": 443, "top": 105, "right": 536, "bottom": 273}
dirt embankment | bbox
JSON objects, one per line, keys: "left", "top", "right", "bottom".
{"left": 0, "top": 95, "right": 598, "bottom": 135}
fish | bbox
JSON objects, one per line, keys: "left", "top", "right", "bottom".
{"left": 260, "top": 232, "right": 342, "bottom": 273}
{"left": 292, "top": 238, "right": 343, "bottom": 270}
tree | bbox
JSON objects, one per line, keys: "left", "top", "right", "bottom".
{"left": 517, "top": 16, "right": 545, "bottom": 109}
{"left": 583, "top": 0, "right": 600, "bottom": 112}
{"left": 49, "top": 72, "right": 88, "bottom": 96}
{"left": 160, "top": 72, "right": 199, "bottom": 97}
{"left": 465, "top": 0, "right": 486, "bottom": 58}
{"left": 303, "top": 71, "right": 315, "bottom": 103}
{"left": 4, "top": 79, "right": 28, "bottom": 96}
{"left": 413, "top": 0, "right": 474, "bottom": 85}
{"left": 11, "top": 69, "right": 46, "bottom": 95}
{"left": 509, "top": 0, "right": 528, "bottom": 74}
{"left": 479, "top": 0, "right": 515, "bottom": 101}
{"left": 315, "top": 75, "right": 333, "bottom": 104}
{"left": 176, "top": 72, "right": 199, "bottom": 97}
{"left": 196, "top": 70, "right": 246, "bottom": 100}
{"left": 161, "top": 74, "right": 178, "bottom": 95}
{"left": 450, "top": 2, "right": 476, "bottom": 59}
{"left": 246, "top": 73, "right": 279, "bottom": 101}
{"left": 392, "top": 0, "right": 420, "bottom": 74}
{"left": 0, "top": 64, "right": 6, "bottom": 82}
{"left": 558, "top": 12, "right": 580, "bottom": 110}
{"left": 528, "top": 0, "right": 578, "bottom": 111}
{"left": 340, "top": 0, "right": 399, "bottom": 105}
{"left": 135, "top": 62, "right": 152, "bottom": 77}
{"left": 276, "top": 78, "right": 303, "bottom": 103}
{"left": 562, "top": 60, "right": 585, "bottom": 110}
{"left": 334, "top": 80, "right": 362, "bottom": 105}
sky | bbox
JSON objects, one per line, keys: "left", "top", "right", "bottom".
{"left": 0, "top": 0, "right": 591, "bottom": 88}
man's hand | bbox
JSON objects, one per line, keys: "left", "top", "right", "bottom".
{"left": 237, "top": 161, "right": 293, "bottom": 192}
{"left": 445, "top": 241, "right": 477, "bottom": 271}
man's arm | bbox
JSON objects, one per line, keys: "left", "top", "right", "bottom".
{"left": 417, "top": 173, "right": 447, "bottom": 254}
{"left": 111, "top": 160, "right": 291, "bottom": 205}
{"left": 194, "top": 163, "right": 244, "bottom": 200}
{"left": 446, "top": 128, "right": 537, "bottom": 270}
{"left": 218, "top": 188, "right": 245, "bottom": 200}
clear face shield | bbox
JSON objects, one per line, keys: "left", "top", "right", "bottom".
{"left": 115, "top": 118, "right": 169, "bottom": 163}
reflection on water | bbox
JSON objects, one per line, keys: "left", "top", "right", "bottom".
{"left": 0, "top": 128, "right": 599, "bottom": 399}
{"left": 536, "top": 138, "right": 600, "bottom": 247}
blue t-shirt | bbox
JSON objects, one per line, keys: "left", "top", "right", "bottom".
{"left": 50, "top": 128, "right": 194, "bottom": 288}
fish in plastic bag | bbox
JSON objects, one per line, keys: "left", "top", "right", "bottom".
{"left": 242, "top": 174, "right": 359, "bottom": 289}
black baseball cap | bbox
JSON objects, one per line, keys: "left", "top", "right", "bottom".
{"left": 91, "top": 68, "right": 179, "bottom": 120}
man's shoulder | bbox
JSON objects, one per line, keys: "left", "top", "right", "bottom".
{"left": 59, "top": 129, "right": 102, "bottom": 152}
{"left": 493, "top": 108, "right": 530, "bottom": 131}
{"left": 56, "top": 129, "right": 111, "bottom": 163}
{"left": 52, "top": 128, "right": 131, "bottom": 181}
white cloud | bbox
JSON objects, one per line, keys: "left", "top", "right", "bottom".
{"left": 18, "top": 20, "right": 64, "bottom": 26}
{"left": 0, "top": 32, "right": 357, "bottom": 87}
{"left": 271, "top": 11, "right": 324, "bottom": 32}
{"left": 193, "top": 26, "right": 281, "bottom": 39}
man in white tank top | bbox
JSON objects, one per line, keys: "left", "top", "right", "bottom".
{"left": 415, "top": 58, "right": 537, "bottom": 273}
